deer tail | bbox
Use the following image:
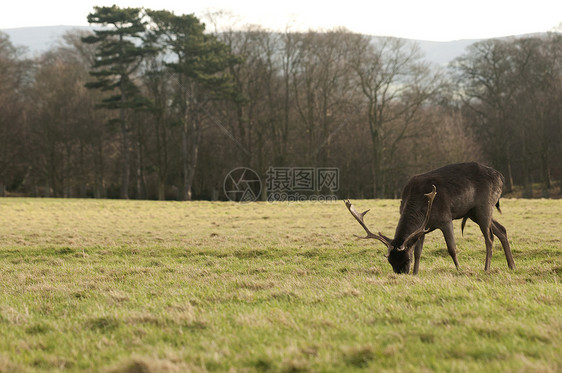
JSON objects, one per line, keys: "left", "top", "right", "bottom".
{"left": 496, "top": 201, "right": 502, "bottom": 214}
{"left": 461, "top": 216, "right": 468, "bottom": 236}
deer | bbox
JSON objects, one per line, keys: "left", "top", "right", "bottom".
{"left": 344, "top": 162, "right": 515, "bottom": 274}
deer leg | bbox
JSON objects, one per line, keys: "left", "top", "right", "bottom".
{"left": 478, "top": 223, "right": 494, "bottom": 271}
{"left": 412, "top": 236, "right": 425, "bottom": 275}
{"left": 492, "top": 220, "right": 515, "bottom": 270}
{"left": 472, "top": 206, "right": 495, "bottom": 272}
{"left": 441, "top": 221, "right": 460, "bottom": 269}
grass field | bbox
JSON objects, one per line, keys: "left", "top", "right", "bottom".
{"left": 0, "top": 198, "right": 560, "bottom": 372}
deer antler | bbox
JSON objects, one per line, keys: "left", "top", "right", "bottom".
{"left": 344, "top": 200, "right": 392, "bottom": 249}
{"left": 399, "top": 185, "right": 437, "bottom": 250}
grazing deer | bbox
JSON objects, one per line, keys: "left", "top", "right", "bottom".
{"left": 344, "top": 162, "right": 515, "bottom": 274}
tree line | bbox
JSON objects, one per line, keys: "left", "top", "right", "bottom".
{"left": 0, "top": 6, "right": 560, "bottom": 200}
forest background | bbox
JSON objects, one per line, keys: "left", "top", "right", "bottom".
{"left": 0, "top": 6, "right": 560, "bottom": 200}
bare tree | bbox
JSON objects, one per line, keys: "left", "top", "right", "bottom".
{"left": 511, "top": 35, "right": 562, "bottom": 195}
{"left": 0, "top": 32, "right": 28, "bottom": 196}
{"left": 452, "top": 36, "right": 562, "bottom": 196}
{"left": 291, "top": 29, "right": 356, "bottom": 165}
{"left": 350, "top": 35, "right": 442, "bottom": 197}
{"left": 59, "top": 30, "right": 110, "bottom": 198}
{"left": 450, "top": 39, "right": 519, "bottom": 192}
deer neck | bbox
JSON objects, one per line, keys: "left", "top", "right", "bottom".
{"left": 393, "top": 206, "right": 426, "bottom": 247}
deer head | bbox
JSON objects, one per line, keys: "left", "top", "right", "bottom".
{"left": 344, "top": 185, "right": 436, "bottom": 274}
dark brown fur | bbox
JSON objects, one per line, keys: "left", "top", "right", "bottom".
{"left": 347, "top": 162, "right": 516, "bottom": 274}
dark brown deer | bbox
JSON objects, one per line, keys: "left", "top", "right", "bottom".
{"left": 344, "top": 162, "right": 515, "bottom": 274}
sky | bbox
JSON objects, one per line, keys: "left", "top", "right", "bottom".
{"left": 1, "top": 0, "right": 561, "bottom": 41}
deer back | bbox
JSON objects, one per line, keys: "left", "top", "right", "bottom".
{"left": 397, "top": 162, "right": 504, "bottom": 234}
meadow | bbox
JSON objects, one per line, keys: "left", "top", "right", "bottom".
{"left": 0, "top": 197, "right": 560, "bottom": 372}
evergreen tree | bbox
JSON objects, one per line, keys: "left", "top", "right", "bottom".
{"left": 147, "top": 10, "right": 237, "bottom": 200}
{"left": 82, "top": 5, "right": 153, "bottom": 199}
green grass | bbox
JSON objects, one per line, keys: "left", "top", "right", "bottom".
{"left": 0, "top": 198, "right": 560, "bottom": 372}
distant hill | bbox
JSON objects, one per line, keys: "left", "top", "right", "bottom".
{"left": 413, "top": 39, "right": 480, "bottom": 66}
{"left": 0, "top": 25, "right": 528, "bottom": 66}
{"left": 2, "top": 26, "right": 93, "bottom": 56}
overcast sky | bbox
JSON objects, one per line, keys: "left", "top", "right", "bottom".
{"left": 1, "top": 0, "right": 561, "bottom": 41}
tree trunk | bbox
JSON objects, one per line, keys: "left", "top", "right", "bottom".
{"left": 504, "top": 144, "right": 514, "bottom": 193}
{"left": 371, "top": 131, "right": 383, "bottom": 199}
{"left": 117, "top": 30, "right": 130, "bottom": 200}
{"left": 79, "top": 143, "right": 86, "bottom": 198}
{"left": 521, "top": 136, "right": 532, "bottom": 198}
{"left": 541, "top": 152, "right": 552, "bottom": 190}
{"left": 182, "top": 119, "right": 200, "bottom": 201}
{"left": 158, "top": 182, "right": 165, "bottom": 201}
{"left": 119, "top": 108, "right": 129, "bottom": 199}
{"left": 44, "top": 180, "right": 51, "bottom": 198}
{"left": 133, "top": 128, "right": 143, "bottom": 199}
{"left": 94, "top": 137, "right": 104, "bottom": 199}
{"left": 181, "top": 121, "right": 189, "bottom": 201}
{"left": 155, "top": 118, "right": 167, "bottom": 201}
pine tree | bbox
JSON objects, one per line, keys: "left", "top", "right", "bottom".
{"left": 82, "top": 5, "right": 154, "bottom": 199}
{"left": 147, "top": 10, "right": 237, "bottom": 200}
